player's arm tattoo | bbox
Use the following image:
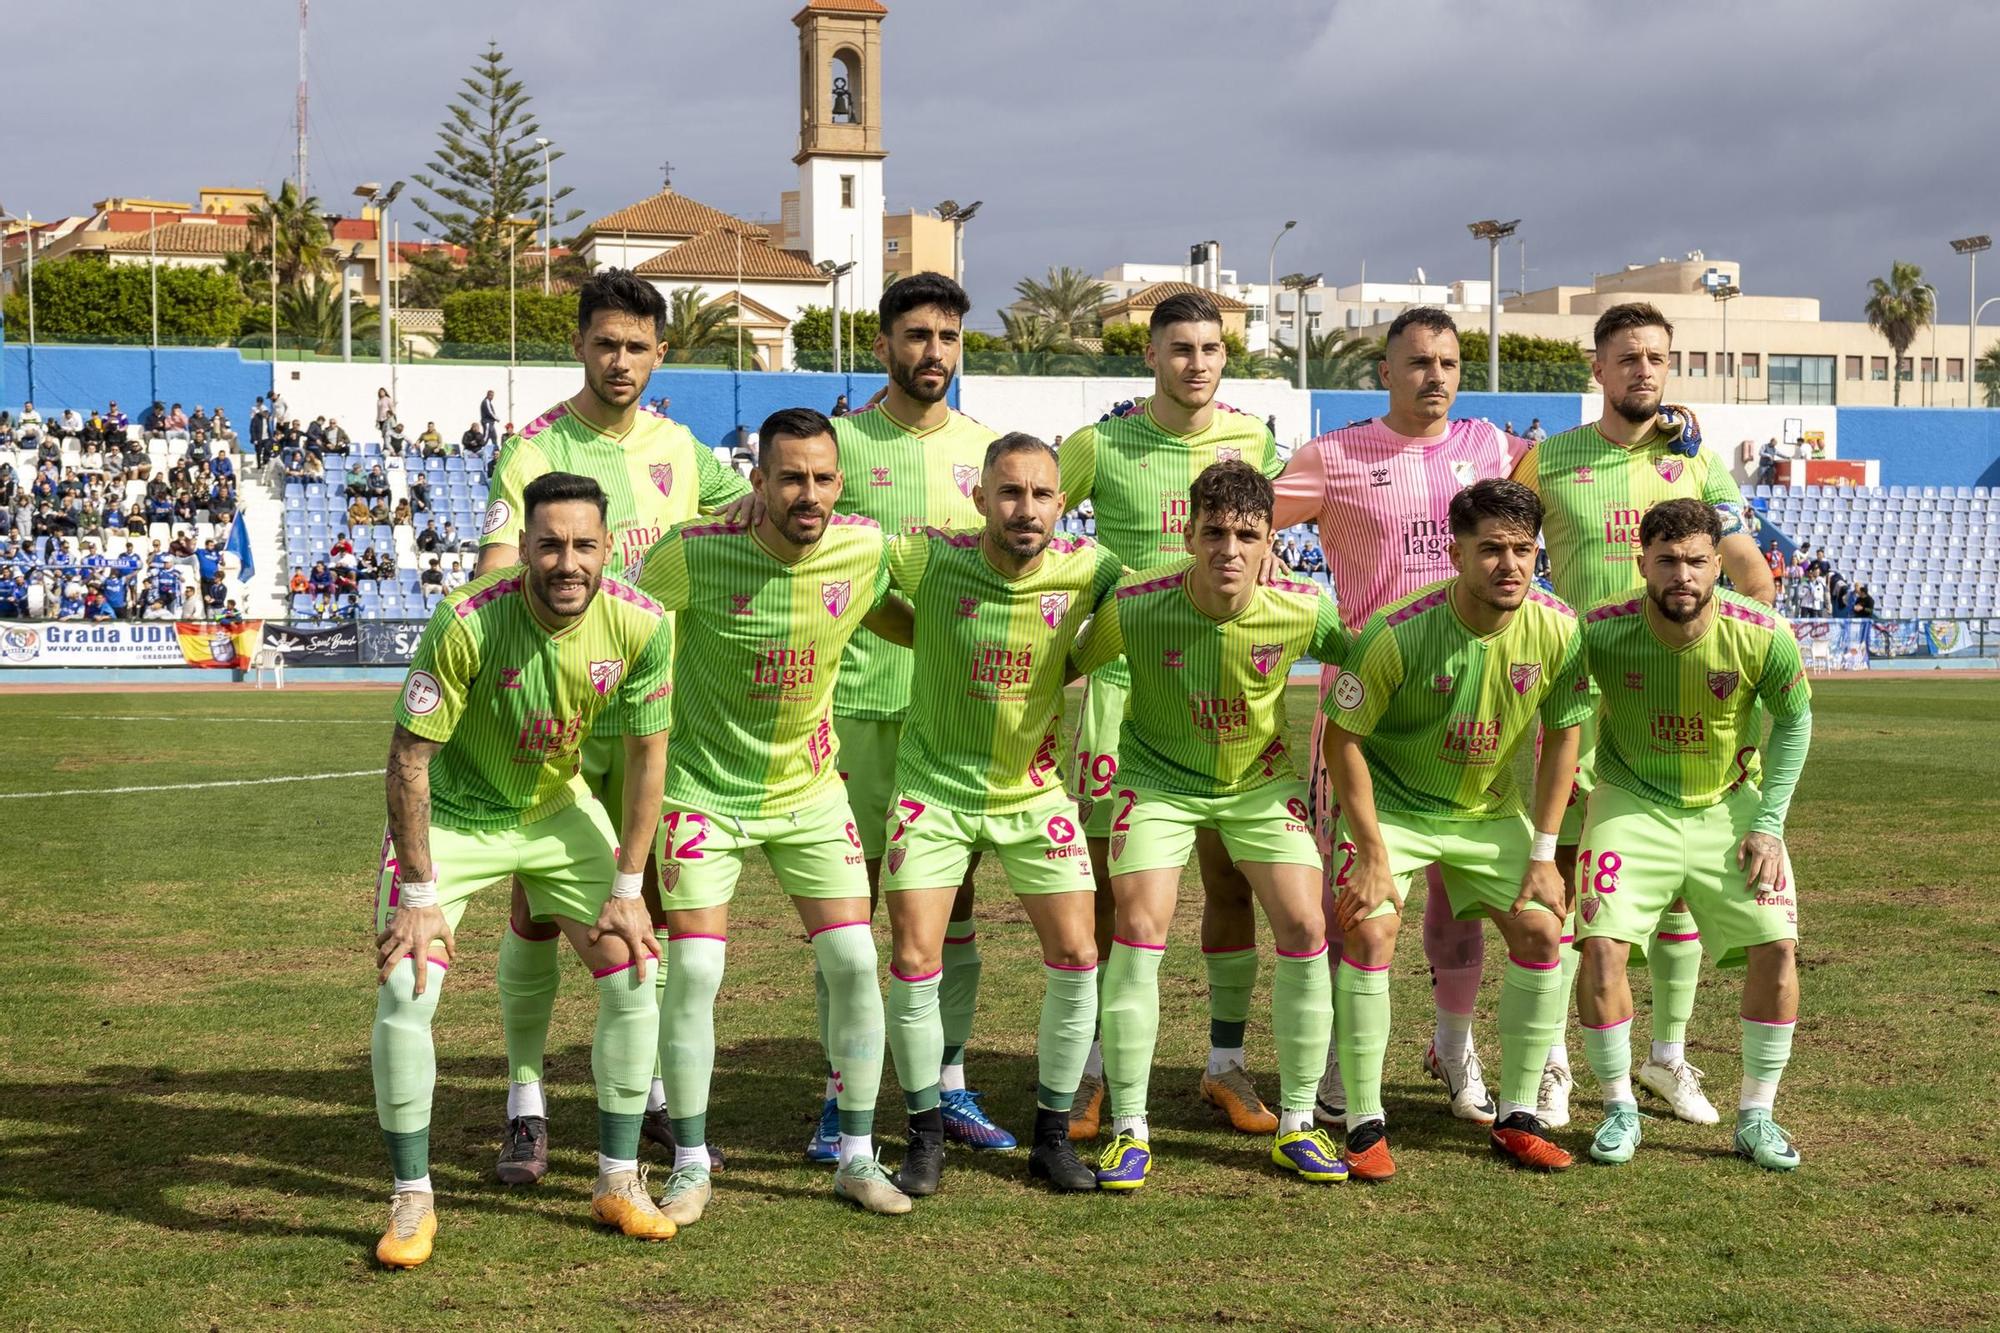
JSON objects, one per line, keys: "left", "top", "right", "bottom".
{"left": 385, "top": 723, "right": 441, "bottom": 880}
{"left": 862, "top": 595, "right": 915, "bottom": 647}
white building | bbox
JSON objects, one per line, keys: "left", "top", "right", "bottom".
{"left": 1094, "top": 261, "right": 1492, "bottom": 353}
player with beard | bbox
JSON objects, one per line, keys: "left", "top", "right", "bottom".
{"left": 480, "top": 272, "right": 748, "bottom": 1187}
{"left": 1272, "top": 306, "right": 1524, "bottom": 1130}
{"left": 878, "top": 434, "right": 1123, "bottom": 1197}
{"left": 1056, "top": 290, "right": 1288, "bottom": 1143}
{"left": 1323, "top": 480, "right": 1589, "bottom": 1177}
{"left": 634, "top": 409, "right": 919, "bottom": 1222}
{"left": 370, "top": 472, "right": 678, "bottom": 1267}
{"left": 1572, "top": 499, "right": 1811, "bottom": 1171}
{"left": 1511, "top": 303, "right": 1776, "bottom": 1129}
{"left": 811, "top": 273, "right": 1007, "bottom": 1160}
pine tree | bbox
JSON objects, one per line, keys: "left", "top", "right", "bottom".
{"left": 411, "top": 42, "right": 582, "bottom": 286}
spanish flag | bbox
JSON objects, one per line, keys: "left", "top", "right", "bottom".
{"left": 177, "top": 620, "right": 265, "bottom": 668}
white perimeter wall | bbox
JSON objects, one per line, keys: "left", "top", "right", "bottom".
{"left": 278, "top": 362, "right": 581, "bottom": 441}
{"left": 959, "top": 376, "right": 1320, "bottom": 453}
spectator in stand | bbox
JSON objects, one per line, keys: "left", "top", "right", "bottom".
{"left": 101, "top": 566, "right": 129, "bottom": 619}
{"left": 290, "top": 567, "right": 311, "bottom": 598}
{"left": 306, "top": 416, "right": 329, "bottom": 455}
{"left": 0, "top": 412, "right": 14, "bottom": 449}
{"left": 460, "top": 421, "right": 485, "bottom": 455}
{"left": 1502, "top": 420, "right": 1517, "bottom": 436}
{"left": 440, "top": 519, "right": 464, "bottom": 552}
{"left": 363, "top": 465, "right": 391, "bottom": 499}
{"left": 189, "top": 406, "right": 210, "bottom": 438}
{"left": 831, "top": 393, "right": 850, "bottom": 418}
{"left": 1854, "top": 585, "right": 1875, "bottom": 619}
{"left": 311, "top": 590, "right": 334, "bottom": 621}
{"left": 0, "top": 565, "right": 24, "bottom": 618}
{"left": 378, "top": 548, "right": 399, "bottom": 582}
{"left": 211, "top": 407, "right": 237, "bottom": 450}
{"left": 480, "top": 389, "right": 500, "bottom": 447}
{"left": 59, "top": 406, "right": 85, "bottom": 437}
{"left": 147, "top": 565, "right": 184, "bottom": 618}
{"left": 282, "top": 446, "right": 310, "bottom": 487}
{"left": 1756, "top": 437, "right": 1780, "bottom": 486}
{"left": 344, "top": 460, "right": 368, "bottom": 497}
{"left": 336, "top": 592, "right": 360, "bottom": 621}
{"left": 329, "top": 531, "right": 355, "bottom": 562}
{"left": 418, "top": 422, "right": 447, "bottom": 457}
{"left": 346, "top": 494, "right": 373, "bottom": 528}
{"left": 17, "top": 402, "right": 43, "bottom": 444}
{"left": 420, "top": 557, "right": 446, "bottom": 602}
{"left": 144, "top": 491, "right": 175, "bottom": 527}
{"left": 307, "top": 561, "right": 333, "bottom": 596}
{"left": 359, "top": 547, "right": 381, "bottom": 582}
{"left": 333, "top": 559, "right": 359, "bottom": 596}
{"left": 122, "top": 435, "right": 150, "bottom": 481}
{"left": 218, "top": 600, "right": 244, "bottom": 630}
{"left": 408, "top": 474, "right": 431, "bottom": 515}
{"left": 203, "top": 568, "right": 228, "bottom": 614}
{"left": 186, "top": 430, "right": 211, "bottom": 467}
{"left": 164, "top": 404, "right": 189, "bottom": 440}
{"left": 392, "top": 497, "right": 413, "bottom": 526}
{"left": 1828, "top": 568, "right": 1851, "bottom": 617}
{"left": 209, "top": 450, "right": 235, "bottom": 482}
{"left": 416, "top": 520, "right": 441, "bottom": 554}
{"left": 170, "top": 530, "right": 196, "bottom": 559}
{"left": 102, "top": 498, "right": 126, "bottom": 536}
{"left": 324, "top": 417, "right": 350, "bottom": 453}
{"left": 172, "top": 490, "right": 198, "bottom": 527}
{"left": 57, "top": 584, "right": 85, "bottom": 620}
{"left": 1765, "top": 541, "right": 1786, "bottom": 581}
{"left": 444, "top": 558, "right": 468, "bottom": 591}
{"left": 301, "top": 450, "right": 326, "bottom": 482}
{"left": 1527, "top": 417, "right": 1547, "bottom": 442}
{"left": 368, "top": 495, "right": 393, "bottom": 525}
{"left": 375, "top": 387, "right": 396, "bottom": 449}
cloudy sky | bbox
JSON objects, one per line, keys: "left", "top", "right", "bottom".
{"left": 10, "top": 0, "right": 1995, "bottom": 328}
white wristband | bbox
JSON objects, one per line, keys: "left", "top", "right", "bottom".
{"left": 612, "top": 870, "right": 644, "bottom": 900}
{"left": 1529, "top": 831, "right": 1559, "bottom": 863}
{"left": 397, "top": 877, "right": 438, "bottom": 909}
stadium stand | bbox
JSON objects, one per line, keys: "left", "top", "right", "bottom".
{"left": 1749, "top": 484, "right": 1997, "bottom": 620}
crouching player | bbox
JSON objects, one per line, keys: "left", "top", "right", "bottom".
{"left": 1574, "top": 498, "right": 1811, "bottom": 1170}
{"left": 1077, "top": 461, "right": 1351, "bottom": 1190}
{"left": 1323, "top": 479, "right": 1589, "bottom": 1178}
{"left": 370, "top": 472, "right": 677, "bottom": 1267}
{"left": 881, "top": 433, "right": 1125, "bottom": 1196}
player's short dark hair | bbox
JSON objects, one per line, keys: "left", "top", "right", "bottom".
{"left": 577, "top": 269, "right": 667, "bottom": 339}
{"left": 1188, "top": 460, "right": 1273, "bottom": 529}
{"left": 1385, "top": 305, "right": 1458, "bottom": 348}
{"left": 758, "top": 407, "right": 837, "bottom": 465}
{"left": 522, "top": 471, "right": 608, "bottom": 522}
{"left": 1593, "top": 301, "right": 1674, "bottom": 350}
{"left": 1448, "top": 477, "right": 1542, "bottom": 541}
{"left": 878, "top": 272, "right": 970, "bottom": 335}
{"left": 1640, "top": 497, "right": 1722, "bottom": 549}
{"left": 1150, "top": 289, "right": 1223, "bottom": 336}
{"left": 982, "top": 431, "right": 1057, "bottom": 475}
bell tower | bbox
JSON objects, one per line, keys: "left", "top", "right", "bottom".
{"left": 793, "top": 0, "right": 887, "bottom": 304}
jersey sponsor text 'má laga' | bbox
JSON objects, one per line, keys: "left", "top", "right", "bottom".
{"left": 394, "top": 566, "right": 674, "bottom": 831}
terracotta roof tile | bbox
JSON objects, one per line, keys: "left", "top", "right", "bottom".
{"left": 97, "top": 222, "right": 255, "bottom": 256}
{"left": 794, "top": 0, "right": 888, "bottom": 19}
{"left": 633, "top": 228, "right": 827, "bottom": 282}
{"left": 586, "top": 189, "right": 757, "bottom": 240}
{"left": 1101, "top": 280, "right": 1249, "bottom": 314}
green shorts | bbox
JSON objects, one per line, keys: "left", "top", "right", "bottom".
{"left": 1573, "top": 780, "right": 1799, "bottom": 968}
{"left": 579, "top": 730, "right": 626, "bottom": 815}
{"left": 881, "top": 791, "right": 1095, "bottom": 896}
{"left": 1108, "top": 781, "right": 1317, "bottom": 876}
{"left": 372, "top": 798, "right": 619, "bottom": 937}
{"left": 1072, "top": 674, "right": 1125, "bottom": 839}
{"left": 835, "top": 715, "right": 900, "bottom": 859}
{"left": 655, "top": 792, "right": 870, "bottom": 912}
{"left": 1333, "top": 807, "right": 1543, "bottom": 923}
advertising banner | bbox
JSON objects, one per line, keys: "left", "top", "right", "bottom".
{"left": 260, "top": 622, "right": 362, "bottom": 664}
{"left": 0, "top": 620, "right": 186, "bottom": 666}
{"left": 1788, "top": 618, "right": 1870, "bottom": 670}
{"left": 359, "top": 620, "right": 426, "bottom": 667}
{"left": 175, "top": 620, "right": 266, "bottom": 668}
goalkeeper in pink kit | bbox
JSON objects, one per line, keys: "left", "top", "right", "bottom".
{"left": 1272, "top": 307, "right": 1529, "bottom": 1128}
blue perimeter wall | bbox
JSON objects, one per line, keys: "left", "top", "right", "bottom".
{"left": 5, "top": 346, "right": 1997, "bottom": 488}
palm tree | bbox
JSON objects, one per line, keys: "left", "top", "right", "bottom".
{"left": 1274, "top": 328, "right": 1383, "bottom": 389}
{"left": 1864, "top": 261, "right": 1934, "bottom": 406}
{"left": 1001, "top": 309, "right": 1078, "bottom": 355}
{"left": 660, "top": 287, "right": 739, "bottom": 364}
{"left": 248, "top": 181, "right": 333, "bottom": 289}
{"left": 1978, "top": 344, "right": 2000, "bottom": 408}
{"left": 277, "top": 275, "right": 378, "bottom": 344}
{"left": 1013, "top": 266, "right": 1111, "bottom": 340}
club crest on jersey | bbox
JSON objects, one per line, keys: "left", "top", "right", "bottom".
{"left": 870, "top": 466, "right": 892, "bottom": 487}
{"left": 589, "top": 658, "right": 626, "bottom": 696}
{"left": 1451, "top": 459, "right": 1480, "bottom": 486}
{"left": 1251, "top": 643, "right": 1283, "bottom": 676}
{"left": 1707, "top": 670, "right": 1740, "bottom": 700}
{"left": 1216, "top": 447, "right": 1242, "bottom": 464}
{"left": 952, "top": 463, "right": 978, "bottom": 497}
{"left": 1572, "top": 466, "right": 1595, "bottom": 484}
{"left": 1655, "top": 456, "right": 1686, "bottom": 483}
{"left": 822, "top": 580, "right": 852, "bottom": 618}
{"left": 1040, "top": 592, "right": 1070, "bottom": 628}
{"left": 956, "top": 595, "right": 980, "bottom": 619}
{"left": 1432, "top": 673, "right": 1454, "bottom": 693}
{"left": 649, "top": 462, "right": 674, "bottom": 498}
{"left": 1509, "top": 662, "right": 1542, "bottom": 695}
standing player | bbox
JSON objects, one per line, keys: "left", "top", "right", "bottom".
{"left": 1077, "top": 462, "right": 1350, "bottom": 1190}
{"left": 880, "top": 433, "right": 1123, "bottom": 1196}
{"left": 1273, "top": 306, "right": 1522, "bottom": 1128}
{"left": 793, "top": 272, "right": 1005, "bottom": 1159}
{"left": 634, "top": 409, "right": 917, "bottom": 1222}
{"left": 478, "top": 271, "right": 749, "bottom": 1183}
{"left": 1057, "top": 290, "right": 1289, "bottom": 1141}
{"left": 1572, "top": 499, "right": 1811, "bottom": 1170}
{"left": 369, "top": 473, "right": 678, "bottom": 1268}
{"left": 1512, "top": 302, "right": 1776, "bottom": 1126}
{"left": 1322, "top": 479, "right": 1589, "bottom": 1178}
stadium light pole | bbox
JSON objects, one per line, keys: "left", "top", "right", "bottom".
{"left": 507, "top": 222, "right": 517, "bottom": 426}
{"left": 1282, "top": 271, "right": 1321, "bottom": 391}
{"left": 536, "top": 137, "right": 552, "bottom": 296}
{"left": 1468, "top": 219, "right": 1520, "bottom": 392}
{"left": 1919, "top": 284, "right": 1941, "bottom": 406}
{"left": 1952, "top": 235, "right": 1990, "bottom": 408}
{"left": 821, "top": 258, "right": 856, "bottom": 376}
{"left": 358, "top": 180, "right": 404, "bottom": 375}
{"left": 148, "top": 209, "right": 160, "bottom": 406}
{"left": 935, "top": 200, "right": 981, "bottom": 287}
{"left": 1711, "top": 283, "right": 1739, "bottom": 403}
{"left": 0, "top": 209, "right": 35, "bottom": 402}
{"left": 1973, "top": 295, "right": 2000, "bottom": 407}
{"left": 1266, "top": 219, "right": 1297, "bottom": 354}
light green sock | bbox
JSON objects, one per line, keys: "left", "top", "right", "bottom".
{"left": 1335, "top": 958, "right": 1389, "bottom": 1123}
{"left": 1271, "top": 949, "right": 1333, "bottom": 1112}
{"left": 1649, "top": 910, "right": 1701, "bottom": 1046}
{"left": 1036, "top": 963, "right": 1098, "bottom": 1111}
{"left": 1739, "top": 1017, "right": 1794, "bottom": 1112}
{"left": 887, "top": 968, "right": 943, "bottom": 1114}
{"left": 813, "top": 922, "right": 885, "bottom": 1138}
{"left": 372, "top": 956, "right": 446, "bottom": 1176}
{"left": 496, "top": 928, "right": 560, "bottom": 1085}
{"left": 662, "top": 937, "right": 726, "bottom": 1148}
{"left": 592, "top": 961, "right": 658, "bottom": 1162}
{"left": 1551, "top": 911, "right": 1580, "bottom": 1064}
{"left": 1497, "top": 957, "right": 1564, "bottom": 1110}
{"left": 814, "top": 958, "right": 832, "bottom": 1081}
{"left": 1204, "top": 945, "right": 1256, "bottom": 1050}
{"left": 1582, "top": 1016, "right": 1635, "bottom": 1105}
{"left": 939, "top": 918, "right": 980, "bottom": 1073}
{"left": 1099, "top": 941, "right": 1164, "bottom": 1119}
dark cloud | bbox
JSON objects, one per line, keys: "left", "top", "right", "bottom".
{"left": 10, "top": 1, "right": 1994, "bottom": 326}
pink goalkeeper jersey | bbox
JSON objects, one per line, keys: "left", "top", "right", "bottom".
{"left": 1273, "top": 417, "right": 1526, "bottom": 697}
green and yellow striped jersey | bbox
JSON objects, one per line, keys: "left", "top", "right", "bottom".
{"left": 1581, "top": 589, "right": 1810, "bottom": 809}
{"left": 1072, "top": 561, "right": 1347, "bottom": 797}
{"left": 890, "top": 527, "right": 1124, "bottom": 814}
{"left": 394, "top": 566, "right": 674, "bottom": 832}
{"left": 1326, "top": 580, "right": 1592, "bottom": 820}
{"left": 633, "top": 515, "right": 891, "bottom": 818}
{"left": 831, "top": 403, "right": 998, "bottom": 722}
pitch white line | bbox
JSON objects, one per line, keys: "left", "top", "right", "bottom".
{"left": 48, "top": 715, "right": 386, "bottom": 725}
{"left": 1, "top": 769, "right": 379, "bottom": 800}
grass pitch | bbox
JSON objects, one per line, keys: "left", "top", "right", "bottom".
{"left": 1, "top": 681, "right": 1996, "bottom": 1330}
